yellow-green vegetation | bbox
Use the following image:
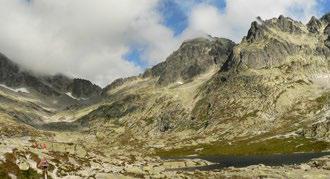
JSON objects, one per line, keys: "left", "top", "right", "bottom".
{"left": 0, "top": 166, "right": 43, "bottom": 179}
{"left": 0, "top": 152, "right": 47, "bottom": 179}
{"left": 155, "top": 137, "right": 330, "bottom": 157}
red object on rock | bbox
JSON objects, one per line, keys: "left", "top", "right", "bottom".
{"left": 42, "top": 143, "right": 47, "bottom": 149}
{"left": 38, "top": 158, "right": 49, "bottom": 169}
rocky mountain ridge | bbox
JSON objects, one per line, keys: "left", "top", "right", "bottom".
{"left": 0, "top": 53, "right": 101, "bottom": 99}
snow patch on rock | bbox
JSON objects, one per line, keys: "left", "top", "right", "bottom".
{"left": 0, "top": 84, "right": 30, "bottom": 93}
{"left": 65, "top": 92, "right": 78, "bottom": 100}
{"left": 65, "top": 92, "right": 87, "bottom": 100}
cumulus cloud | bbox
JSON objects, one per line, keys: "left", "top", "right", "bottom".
{"left": 0, "top": 0, "right": 322, "bottom": 86}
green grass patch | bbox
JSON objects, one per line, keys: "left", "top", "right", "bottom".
{"left": 155, "top": 137, "right": 330, "bottom": 157}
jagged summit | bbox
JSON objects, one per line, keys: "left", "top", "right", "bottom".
{"left": 307, "top": 16, "right": 322, "bottom": 33}
{"left": 221, "top": 14, "right": 329, "bottom": 72}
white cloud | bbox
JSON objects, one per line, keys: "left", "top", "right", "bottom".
{"left": 0, "top": 0, "right": 322, "bottom": 87}
{"left": 0, "top": 0, "right": 179, "bottom": 87}
{"left": 181, "top": 0, "right": 319, "bottom": 42}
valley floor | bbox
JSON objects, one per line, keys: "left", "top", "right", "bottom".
{"left": 0, "top": 130, "right": 329, "bottom": 179}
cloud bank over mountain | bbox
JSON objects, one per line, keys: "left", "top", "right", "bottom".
{"left": 0, "top": 0, "right": 322, "bottom": 86}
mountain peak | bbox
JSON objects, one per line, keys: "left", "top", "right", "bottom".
{"left": 307, "top": 16, "right": 322, "bottom": 33}
{"left": 143, "top": 37, "right": 235, "bottom": 85}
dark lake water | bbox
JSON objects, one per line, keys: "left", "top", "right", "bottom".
{"left": 168, "top": 152, "right": 330, "bottom": 171}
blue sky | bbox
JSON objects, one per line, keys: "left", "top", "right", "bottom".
{"left": 317, "top": 0, "right": 330, "bottom": 14}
